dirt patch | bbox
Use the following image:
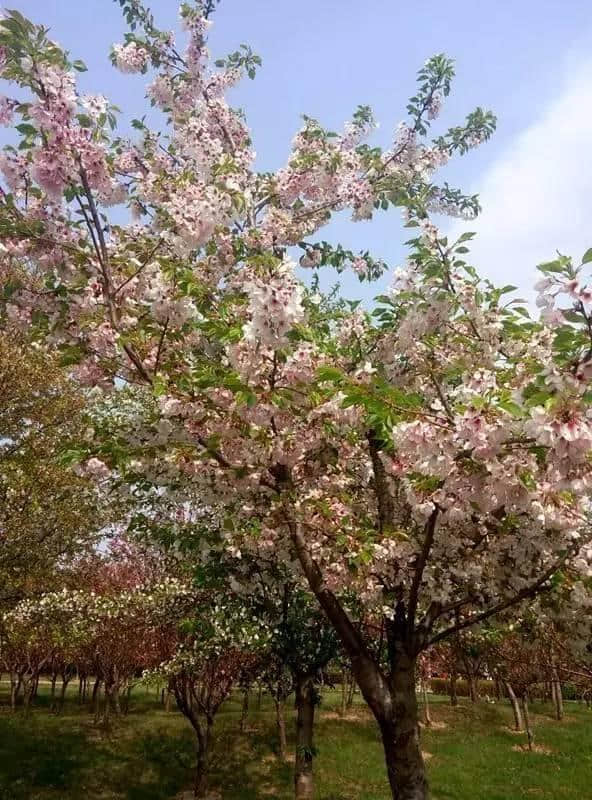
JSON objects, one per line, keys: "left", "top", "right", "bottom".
{"left": 261, "top": 753, "right": 294, "bottom": 765}
{"left": 323, "top": 710, "right": 371, "bottom": 722}
{"left": 512, "top": 743, "right": 553, "bottom": 755}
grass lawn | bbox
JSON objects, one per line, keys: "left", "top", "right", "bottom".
{"left": 1, "top": 685, "right": 591, "bottom": 799}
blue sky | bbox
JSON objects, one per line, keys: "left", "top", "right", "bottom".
{"left": 6, "top": 0, "right": 592, "bottom": 300}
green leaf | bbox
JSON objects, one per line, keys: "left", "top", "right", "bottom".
{"left": 582, "top": 247, "right": 592, "bottom": 265}
{"left": 497, "top": 399, "right": 523, "bottom": 417}
{"left": 316, "top": 366, "right": 344, "bottom": 383}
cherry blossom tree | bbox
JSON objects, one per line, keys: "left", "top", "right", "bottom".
{"left": 2, "top": 4, "right": 592, "bottom": 799}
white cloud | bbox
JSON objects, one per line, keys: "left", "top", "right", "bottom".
{"left": 449, "top": 53, "right": 592, "bottom": 300}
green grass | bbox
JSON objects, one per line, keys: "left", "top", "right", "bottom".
{"left": 1, "top": 685, "right": 592, "bottom": 799}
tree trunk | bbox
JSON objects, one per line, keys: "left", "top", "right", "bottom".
{"left": 341, "top": 669, "right": 348, "bottom": 717}
{"left": 294, "top": 674, "right": 316, "bottom": 800}
{"left": 449, "top": 672, "right": 458, "bottom": 707}
{"left": 468, "top": 673, "right": 478, "bottom": 703}
{"left": 240, "top": 686, "right": 249, "bottom": 733}
{"left": 91, "top": 676, "right": 101, "bottom": 714}
{"left": 379, "top": 655, "right": 428, "bottom": 800}
{"left": 123, "top": 684, "right": 132, "bottom": 714}
{"left": 552, "top": 668, "right": 563, "bottom": 720}
{"left": 257, "top": 683, "right": 263, "bottom": 710}
{"left": 58, "top": 677, "right": 70, "bottom": 712}
{"left": 50, "top": 673, "right": 57, "bottom": 711}
{"left": 522, "top": 693, "right": 533, "bottom": 751}
{"left": 504, "top": 681, "right": 523, "bottom": 731}
{"left": 494, "top": 677, "right": 502, "bottom": 702}
{"left": 274, "top": 697, "right": 288, "bottom": 761}
{"left": 287, "top": 512, "right": 428, "bottom": 799}
{"left": 10, "top": 675, "right": 22, "bottom": 711}
{"left": 194, "top": 717, "right": 213, "bottom": 799}
{"left": 421, "top": 681, "right": 431, "bottom": 727}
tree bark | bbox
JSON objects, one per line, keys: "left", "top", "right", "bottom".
{"left": 286, "top": 511, "right": 428, "bottom": 799}
{"left": 504, "top": 681, "right": 523, "bottom": 731}
{"left": 421, "top": 681, "right": 431, "bottom": 727}
{"left": 240, "top": 686, "right": 249, "bottom": 733}
{"left": 294, "top": 674, "right": 316, "bottom": 800}
{"left": 449, "top": 672, "right": 458, "bottom": 707}
{"left": 468, "top": 673, "right": 478, "bottom": 703}
{"left": 341, "top": 669, "right": 348, "bottom": 717}
{"left": 274, "top": 697, "right": 288, "bottom": 761}
{"left": 379, "top": 655, "right": 428, "bottom": 800}
{"left": 193, "top": 717, "right": 213, "bottom": 799}
{"left": 10, "top": 674, "right": 22, "bottom": 711}
{"left": 58, "top": 677, "right": 70, "bottom": 713}
{"left": 50, "top": 673, "right": 57, "bottom": 711}
{"left": 551, "top": 668, "right": 563, "bottom": 720}
{"left": 522, "top": 693, "right": 533, "bottom": 751}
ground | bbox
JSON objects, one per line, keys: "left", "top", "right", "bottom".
{"left": 0, "top": 685, "right": 591, "bottom": 799}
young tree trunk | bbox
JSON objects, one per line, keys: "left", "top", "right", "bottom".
{"left": 123, "top": 684, "right": 132, "bottom": 715}
{"left": 340, "top": 669, "right": 348, "bottom": 717}
{"left": 346, "top": 675, "right": 356, "bottom": 710}
{"left": 504, "top": 681, "right": 523, "bottom": 731}
{"left": 240, "top": 686, "right": 249, "bottom": 733}
{"left": 92, "top": 679, "right": 102, "bottom": 723}
{"left": 551, "top": 668, "right": 563, "bottom": 720}
{"left": 257, "top": 683, "right": 263, "bottom": 711}
{"left": 22, "top": 675, "right": 33, "bottom": 715}
{"left": 494, "top": 677, "right": 502, "bottom": 702}
{"left": 193, "top": 717, "right": 213, "bottom": 799}
{"left": 468, "top": 673, "right": 478, "bottom": 703}
{"left": 10, "top": 675, "right": 22, "bottom": 711}
{"left": 294, "top": 674, "right": 316, "bottom": 800}
{"left": 521, "top": 693, "right": 533, "bottom": 751}
{"left": 274, "top": 697, "right": 288, "bottom": 761}
{"left": 421, "top": 681, "right": 431, "bottom": 727}
{"left": 50, "top": 673, "right": 57, "bottom": 711}
{"left": 449, "top": 672, "right": 458, "bottom": 707}
{"left": 58, "top": 677, "right": 70, "bottom": 712}
{"left": 165, "top": 688, "right": 173, "bottom": 712}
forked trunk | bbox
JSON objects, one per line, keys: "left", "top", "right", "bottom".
{"left": 294, "top": 674, "right": 316, "bottom": 800}
{"left": 274, "top": 697, "right": 288, "bottom": 761}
